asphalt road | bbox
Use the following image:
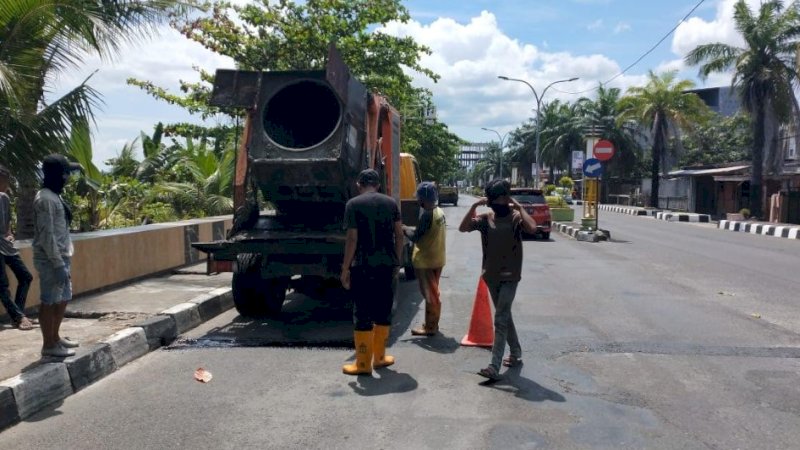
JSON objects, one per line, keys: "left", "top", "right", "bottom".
{"left": 2, "top": 195, "right": 799, "bottom": 449}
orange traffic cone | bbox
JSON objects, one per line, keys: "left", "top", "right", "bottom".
{"left": 460, "top": 277, "right": 494, "bottom": 348}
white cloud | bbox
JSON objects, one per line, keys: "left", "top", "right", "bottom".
{"left": 587, "top": 19, "right": 604, "bottom": 31}
{"left": 614, "top": 22, "right": 631, "bottom": 34}
{"left": 381, "top": 11, "right": 645, "bottom": 142}
{"left": 669, "top": 0, "right": 766, "bottom": 88}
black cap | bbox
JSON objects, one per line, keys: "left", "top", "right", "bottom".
{"left": 357, "top": 169, "right": 380, "bottom": 187}
{"left": 42, "top": 154, "right": 82, "bottom": 174}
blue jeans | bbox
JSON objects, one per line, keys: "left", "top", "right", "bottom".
{"left": 484, "top": 279, "right": 521, "bottom": 370}
{"left": 0, "top": 254, "right": 33, "bottom": 321}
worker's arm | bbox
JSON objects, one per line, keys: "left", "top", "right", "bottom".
{"left": 510, "top": 197, "right": 537, "bottom": 234}
{"left": 340, "top": 228, "right": 357, "bottom": 290}
{"left": 394, "top": 220, "right": 404, "bottom": 276}
{"left": 459, "top": 197, "right": 487, "bottom": 232}
{"left": 405, "top": 209, "right": 432, "bottom": 242}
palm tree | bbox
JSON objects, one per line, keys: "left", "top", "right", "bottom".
{"left": 154, "top": 138, "right": 235, "bottom": 218}
{"left": 538, "top": 100, "right": 584, "bottom": 182}
{"left": 619, "top": 70, "right": 710, "bottom": 207}
{"left": 685, "top": 0, "right": 800, "bottom": 219}
{"left": 0, "top": 0, "right": 190, "bottom": 237}
{"left": 576, "top": 85, "right": 646, "bottom": 201}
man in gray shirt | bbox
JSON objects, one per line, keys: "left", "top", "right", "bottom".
{"left": 34, "top": 154, "right": 81, "bottom": 358}
{"left": 0, "top": 165, "right": 34, "bottom": 330}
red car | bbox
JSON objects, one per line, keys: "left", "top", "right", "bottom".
{"left": 510, "top": 188, "right": 551, "bottom": 239}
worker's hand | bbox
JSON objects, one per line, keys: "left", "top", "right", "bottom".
{"left": 473, "top": 197, "right": 488, "bottom": 208}
{"left": 393, "top": 266, "right": 401, "bottom": 279}
{"left": 340, "top": 267, "right": 351, "bottom": 290}
{"left": 510, "top": 197, "right": 523, "bottom": 211}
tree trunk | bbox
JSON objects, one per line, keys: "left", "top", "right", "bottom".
{"left": 649, "top": 114, "right": 663, "bottom": 208}
{"left": 751, "top": 104, "right": 765, "bottom": 219}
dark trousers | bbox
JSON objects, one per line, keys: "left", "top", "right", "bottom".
{"left": 351, "top": 265, "right": 396, "bottom": 331}
{"left": 0, "top": 253, "right": 33, "bottom": 322}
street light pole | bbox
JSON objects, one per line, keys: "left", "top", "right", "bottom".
{"left": 498, "top": 76, "right": 578, "bottom": 187}
{"left": 481, "top": 127, "right": 508, "bottom": 180}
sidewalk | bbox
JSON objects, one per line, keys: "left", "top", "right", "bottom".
{"left": 0, "top": 264, "right": 233, "bottom": 430}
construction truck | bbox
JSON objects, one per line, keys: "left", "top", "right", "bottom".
{"left": 192, "top": 45, "right": 422, "bottom": 317}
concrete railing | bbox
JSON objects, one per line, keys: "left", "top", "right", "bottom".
{"left": 2, "top": 216, "right": 232, "bottom": 319}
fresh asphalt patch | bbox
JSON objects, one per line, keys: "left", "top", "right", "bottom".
{"left": 165, "top": 278, "right": 422, "bottom": 350}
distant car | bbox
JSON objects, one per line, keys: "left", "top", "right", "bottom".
{"left": 437, "top": 185, "right": 459, "bottom": 206}
{"left": 510, "top": 188, "right": 551, "bottom": 239}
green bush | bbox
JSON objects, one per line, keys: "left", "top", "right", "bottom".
{"left": 545, "top": 195, "right": 567, "bottom": 207}
{"left": 543, "top": 184, "right": 556, "bottom": 195}
{"left": 739, "top": 208, "right": 751, "bottom": 219}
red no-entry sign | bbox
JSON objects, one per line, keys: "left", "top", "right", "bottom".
{"left": 593, "top": 139, "right": 615, "bottom": 162}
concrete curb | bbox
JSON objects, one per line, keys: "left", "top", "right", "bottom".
{"left": 553, "top": 221, "right": 609, "bottom": 242}
{"left": 655, "top": 212, "right": 710, "bottom": 223}
{"left": 719, "top": 220, "right": 800, "bottom": 240}
{"left": 0, "top": 287, "right": 233, "bottom": 431}
{"left": 598, "top": 204, "right": 648, "bottom": 216}
{"left": 553, "top": 222, "right": 580, "bottom": 238}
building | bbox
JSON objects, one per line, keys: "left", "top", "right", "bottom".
{"left": 458, "top": 142, "right": 489, "bottom": 171}
{"left": 686, "top": 86, "right": 740, "bottom": 117}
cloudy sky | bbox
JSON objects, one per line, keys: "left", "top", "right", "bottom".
{"left": 51, "top": 0, "right": 754, "bottom": 168}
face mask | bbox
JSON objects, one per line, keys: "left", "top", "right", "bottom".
{"left": 490, "top": 204, "right": 511, "bottom": 217}
{"left": 43, "top": 171, "right": 67, "bottom": 194}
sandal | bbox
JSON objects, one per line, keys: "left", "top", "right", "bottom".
{"left": 503, "top": 356, "right": 522, "bottom": 367}
{"left": 16, "top": 317, "right": 35, "bottom": 331}
{"left": 477, "top": 366, "right": 501, "bottom": 381}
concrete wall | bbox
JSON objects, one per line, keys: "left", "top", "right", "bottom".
{"left": 2, "top": 216, "right": 231, "bottom": 319}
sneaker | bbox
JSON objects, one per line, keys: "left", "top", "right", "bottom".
{"left": 59, "top": 337, "right": 80, "bottom": 348}
{"left": 41, "top": 345, "right": 76, "bottom": 358}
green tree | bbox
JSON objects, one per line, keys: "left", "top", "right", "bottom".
{"left": 681, "top": 113, "right": 753, "bottom": 166}
{"left": 131, "top": 0, "right": 437, "bottom": 121}
{"left": 0, "top": 0, "right": 189, "bottom": 237}
{"left": 685, "top": 0, "right": 800, "bottom": 218}
{"left": 538, "top": 100, "right": 584, "bottom": 182}
{"left": 619, "top": 71, "right": 711, "bottom": 207}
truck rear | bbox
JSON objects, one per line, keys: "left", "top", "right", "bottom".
{"left": 193, "top": 45, "right": 420, "bottom": 317}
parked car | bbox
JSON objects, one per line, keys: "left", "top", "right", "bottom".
{"left": 510, "top": 188, "right": 551, "bottom": 239}
{"left": 437, "top": 184, "right": 459, "bottom": 206}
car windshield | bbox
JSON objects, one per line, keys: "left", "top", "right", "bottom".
{"left": 512, "top": 194, "right": 545, "bottom": 204}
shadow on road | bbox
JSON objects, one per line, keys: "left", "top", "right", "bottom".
{"left": 347, "top": 368, "right": 418, "bottom": 396}
{"left": 169, "top": 277, "right": 422, "bottom": 350}
{"left": 480, "top": 365, "right": 566, "bottom": 403}
{"left": 402, "top": 335, "right": 460, "bottom": 354}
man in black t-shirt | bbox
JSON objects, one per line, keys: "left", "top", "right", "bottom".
{"left": 340, "top": 169, "right": 404, "bottom": 375}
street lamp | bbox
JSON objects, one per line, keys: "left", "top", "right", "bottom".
{"left": 481, "top": 127, "right": 508, "bottom": 179}
{"left": 498, "top": 76, "right": 579, "bottom": 187}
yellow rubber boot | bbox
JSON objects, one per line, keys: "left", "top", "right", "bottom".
{"left": 343, "top": 330, "right": 373, "bottom": 375}
{"left": 373, "top": 325, "right": 395, "bottom": 368}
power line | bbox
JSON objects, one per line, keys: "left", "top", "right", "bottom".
{"left": 552, "top": 0, "right": 707, "bottom": 96}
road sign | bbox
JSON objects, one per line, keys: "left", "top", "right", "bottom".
{"left": 583, "top": 158, "right": 603, "bottom": 177}
{"left": 572, "top": 150, "right": 584, "bottom": 170}
{"left": 593, "top": 139, "right": 615, "bottom": 162}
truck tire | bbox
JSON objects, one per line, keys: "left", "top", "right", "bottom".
{"left": 263, "top": 277, "right": 289, "bottom": 317}
{"left": 232, "top": 254, "right": 288, "bottom": 317}
{"left": 232, "top": 253, "right": 265, "bottom": 317}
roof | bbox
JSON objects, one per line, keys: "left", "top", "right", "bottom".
{"left": 668, "top": 165, "right": 750, "bottom": 177}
